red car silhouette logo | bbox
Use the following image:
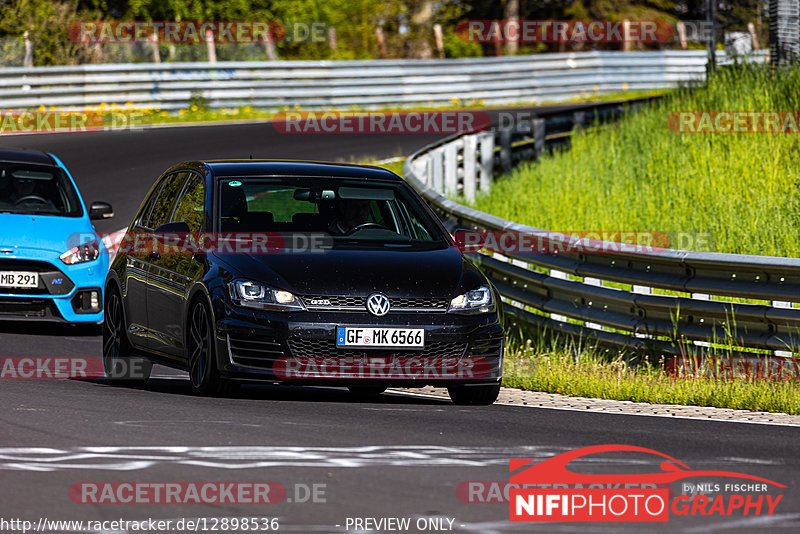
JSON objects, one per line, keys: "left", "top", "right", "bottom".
{"left": 510, "top": 444, "right": 785, "bottom": 487}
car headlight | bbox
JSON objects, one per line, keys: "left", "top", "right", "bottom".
{"left": 60, "top": 240, "right": 100, "bottom": 265}
{"left": 229, "top": 280, "right": 305, "bottom": 311}
{"left": 448, "top": 284, "right": 495, "bottom": 315}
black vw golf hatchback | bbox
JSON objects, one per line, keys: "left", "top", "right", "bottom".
{"left": 104, "top": 161, "right": 503, "bottom": 404}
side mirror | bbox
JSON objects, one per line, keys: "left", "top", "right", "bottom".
{"left": 154, "top": 221, "right": 190, "bottom": 234}
{"left": 89, "top": 201, "right": 114, "bottom": 220}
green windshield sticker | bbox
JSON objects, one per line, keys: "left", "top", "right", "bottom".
{"left": 228, "top": 180, "right": 242, "bottom": 187}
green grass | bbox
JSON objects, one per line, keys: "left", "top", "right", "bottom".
{"left": 502, "top": 337, "right": 800, "bottom": 414}
{"left": 472, "top": 64, "right": 800, "bottom": 257}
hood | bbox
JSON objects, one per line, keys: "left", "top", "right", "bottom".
{"left": 214, "top": 245, "right": 486, "bottom": 298}
{"left": 0, "top": 213, "right": 95, "bottom": 256}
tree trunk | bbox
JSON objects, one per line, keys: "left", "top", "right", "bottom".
{"left": 409, "top": 0, "right": 434, "bottom": 58}
{"left": 503, "top": 0, "right": 519, "bottom": 55}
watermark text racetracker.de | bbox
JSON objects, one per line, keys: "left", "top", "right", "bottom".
{"left": 0, "top": 517, "right": 279, "bottom": 533}
{"left": 273, "top": 111, "right": 491, "bottom": 134}
{"left": 0, "top": 110, "right": 150, "bottom": 134}
{"left": 668, "top": 111, "right": 800, "bottom": 134}
{"left": 69, "top": 20, "right": 328, "bottom": 44}
{"left": 456, "top": 19, "right": 718, "bottom": 44}
{"left": 70, "top": 481, "right": 326, "bottom": 505}
{"left": 0, "top": 357, "right": 104, "bottom": 380}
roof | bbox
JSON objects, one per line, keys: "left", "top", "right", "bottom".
{"left": 0, "top": 148, "right": 55, "bottom": 166}
{"left": 200, "top": 160, "right": 403, "bottom": 181}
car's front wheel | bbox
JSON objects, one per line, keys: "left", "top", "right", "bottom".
{"left": 103, "top": 287, "right": 152, "bottom": 385}
{"left": 447, "top": 384, "right": 501, "bottom": 406}
{"left": 187, "top": 298, "right": 236, "bottom": 397}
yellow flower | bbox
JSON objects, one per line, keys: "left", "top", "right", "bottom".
{"left": 244, "top": 106, "right": 253, "bottom": 113}
{"left": 160, "top": 111, "right": 168, "bottom": 117}
{"left": 623, "top": 83, "right": 629, "bottom": 91}
{"left": 191, "top": 105, "right": 198, "bottom": 112}
{"left": 593, "top": 85, "right": 599, "bottom": 92}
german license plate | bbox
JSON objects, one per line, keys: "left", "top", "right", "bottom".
{"left": 336, "top": 327, "right": 424, "bottom": 348}
{"left": 0, "top": 271, "right": 38, "bottom": 288}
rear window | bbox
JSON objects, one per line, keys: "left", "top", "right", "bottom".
{"left": 0, "top": 163, "right": 82, "bottom": 217}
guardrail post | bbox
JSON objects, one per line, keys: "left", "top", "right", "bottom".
{"left": 583, "top": 277, "right": 604, "bottom": 330}
{"left": 431, "top": 147, "right": 444, "bottom": 193}
{"left": 444, "top": 142, "right": 458, "bottom": 196}
{"left": 572, "top": 110, "right": 586, "bottom": 130}
{"left": 773, "top": 300, "right": 793, "bottom": 356}
{"left": 463, "top": 134, "right": 478, "bottom": 203}
{"left": 533, "top": 118, "right": 545, "bottom": 160}
{"left": 478, "top": 132, "right": 494, "bottom": 194}
{"left": 498, "top": 129, "right": 512, "bottom": 172}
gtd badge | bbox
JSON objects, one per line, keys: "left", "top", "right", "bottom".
{"left": 366, "top": 293, "right": 391, "bottom": 317}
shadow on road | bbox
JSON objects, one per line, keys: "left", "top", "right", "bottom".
{"left": 0, "top": 320, "right": 101, "bottom": 337}
{"left": 88, "top": 375, "right": 451, "bottom": 406}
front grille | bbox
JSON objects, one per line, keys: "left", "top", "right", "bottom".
{"left": 0, "top": 297, "right": 57, "bottom": 318}
{"left": 304, "top": 296, "right": 364, "bottom": 308}
{"left": 302, "top": 295, "right": 449, "bottom": 312}
{"left": 392, "top": 297, "right": 448, "bottom": 310}
{"left": 0, "top": 259, "right": 73, "bottom": 295}
{"left": 228, "top": 334, "right": 285, "bottom": 369}
{"left": 288, "top": 338, "right": 467, "bottom": 359}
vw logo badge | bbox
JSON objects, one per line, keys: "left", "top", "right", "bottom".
{"left": 366, "top": 293, "right": 391, "bottom": 317}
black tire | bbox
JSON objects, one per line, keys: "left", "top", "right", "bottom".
{"left": 186, "top": 298, "right": 237, "bottom": 397}
{"left": 447, "top": 384, "right": 501, "bottom": 406}
{"left": 347, "top": 385, "right": 387, "bottom": 397}
{"left": 103, "top": 287, "right": 152, "bottom": 385}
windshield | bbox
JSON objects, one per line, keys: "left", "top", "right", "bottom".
{"left": 0, "top": 163, "right": 82, "bottom": 217}
{"left": 216, "top": 177, "right": 450, "bottom": 249}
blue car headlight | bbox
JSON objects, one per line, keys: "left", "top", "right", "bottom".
{"left": 60, "top": 240, "right": 100, "bottom": 265}
{"left": 228, "top": 280, "right": 305, "bottom": 311}
{"left": 448, "top": 284, "right": 495, "bottom": 315}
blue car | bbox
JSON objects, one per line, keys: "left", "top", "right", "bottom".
{"left": 0, "top": 148, "right": 114, "bottom": 324}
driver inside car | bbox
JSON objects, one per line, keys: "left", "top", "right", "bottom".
{"left": 2, "top": 175, "right": 55, "bottom": 209}
{"left": 328, "top": 198, "right": 374, "bottom": 234}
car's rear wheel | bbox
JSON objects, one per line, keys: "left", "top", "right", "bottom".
{"left": 347, "top": 385, "right": 387, "bottom": 397}
{"left": 103, "top": 288, "right": 152, "bottom": 385}
{"left": 447, "top": 384, "right": 500, "bottom": 406}
{"left": 187, "top": 299, "right": 236, "bottom": 397}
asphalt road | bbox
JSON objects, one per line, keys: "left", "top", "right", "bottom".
{"left": 1, "top": 109, "right": 800, "bottom": 533}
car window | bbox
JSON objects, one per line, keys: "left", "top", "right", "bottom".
{"left": 171, "top": 173, "right": 205, "bottom": 232}
{"left": 217, "top": 177, "right": 448, "bottom": 248}
{"left": 137, "top": 179, "right": 165, "bottom": 229}
{"left": 148, "top": 172, "right": 189, "bottom": 230}
{"left": 0, "top": 163, "right": 82, "bottom": 217}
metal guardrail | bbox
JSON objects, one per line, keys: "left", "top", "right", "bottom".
{"left": 0, "top": 50, "right": 765, "bottom": 110}
{"left": 403, "top": 97, "right": 800, "bottom": 359}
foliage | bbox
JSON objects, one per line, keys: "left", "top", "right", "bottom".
{"left": 472, "top": 64, "right": 800, "bottom": 257}
{"left": 0, "top": 1, "right": 770, "bottom": 65}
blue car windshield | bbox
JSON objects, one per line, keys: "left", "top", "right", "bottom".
{"left": 0, "top": 163, "right": 82, "bottom": 217}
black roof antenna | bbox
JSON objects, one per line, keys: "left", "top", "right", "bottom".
{"left": 249, "top": 154, "right": 253, "bottom": 160}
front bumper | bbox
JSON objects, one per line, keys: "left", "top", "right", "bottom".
{"left": 0, "top": 254, "right": 108, "bottom": 324}
{"left": 213, "top": 306, "right": 504, "bottom": 387}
